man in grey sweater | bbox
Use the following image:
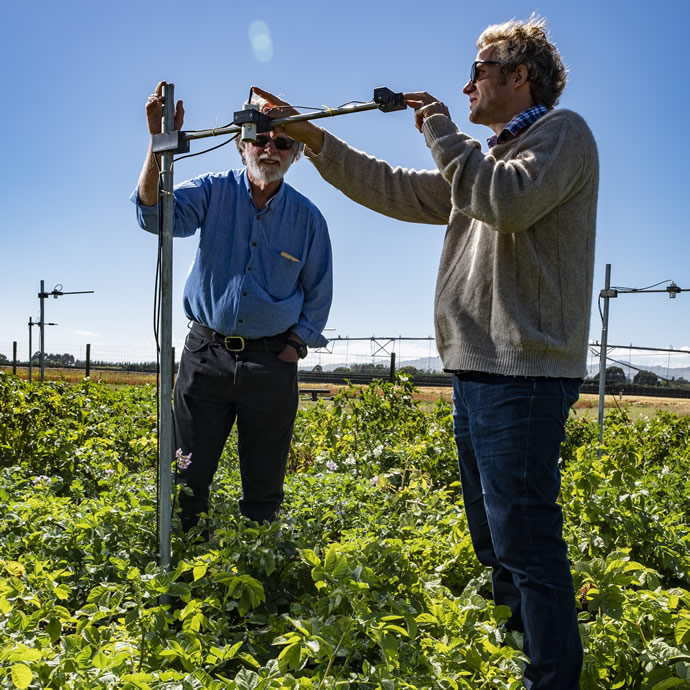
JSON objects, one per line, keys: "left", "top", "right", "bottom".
{"left": 255, "top": 15, "right": 597, "bottom": 689}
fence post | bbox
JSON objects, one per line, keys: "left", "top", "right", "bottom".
{"left": 172, "top": 347, "right": 176, "bottom": 389}
{"left": 389, "top": 352, "right": 396, "bottom": 382}
{"left": 12, "top": 342, "right": 17, "bottom": 376}
{"left": 85, "top": 344, "right": 91, "bottom": 378}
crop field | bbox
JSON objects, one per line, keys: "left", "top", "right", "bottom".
{"left": 0, "top": 371, "right": 689, "bottom": 688}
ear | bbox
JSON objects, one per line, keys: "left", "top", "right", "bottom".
{"left": 512, "top": 64, "right": 529, "bottom": 88}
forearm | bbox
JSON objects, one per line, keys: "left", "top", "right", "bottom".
{"left": 137, "top": 143, "right": 161, "bottom": 207}
{"left": 298, "top": 123, "right": 325, "bottom": 156}
{"left": 308, "top": 131, "right": 452, "bottom": 224}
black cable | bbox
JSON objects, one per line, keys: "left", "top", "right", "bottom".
{"left": 153, "top": 154, "right": 163, "bottom": 548}
{"left": 174, "top": 134, "right": 238, "bottom": 163}
{"left": 611, "top": 280, "right": 673, "bottom": 292}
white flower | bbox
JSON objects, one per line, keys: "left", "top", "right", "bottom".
{"left": 326, "top": 460, "right": 338, "bottom": 471}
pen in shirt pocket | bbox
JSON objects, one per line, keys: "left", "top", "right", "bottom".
{"left": 280, "top": 251, "right": 301, "bottom": 262}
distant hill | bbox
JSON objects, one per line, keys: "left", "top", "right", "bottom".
{"left": 318, "top": 355, "right": 444, "bottom": 373}
{"left": 586, "top": 363, "right": 690, "bottom": 381}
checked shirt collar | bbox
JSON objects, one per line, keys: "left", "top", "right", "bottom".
{"left": 487, "top": 104, "right": 549, "bottom": 148}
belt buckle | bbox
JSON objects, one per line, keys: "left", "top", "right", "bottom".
{"left": 224, "top": 335, "right": 245, "bottom": 352}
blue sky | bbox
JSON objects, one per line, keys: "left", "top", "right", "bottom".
{"left": 2, "top": 0, "right": 689, "bottom": 370}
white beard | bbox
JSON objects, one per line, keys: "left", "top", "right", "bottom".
{"left": 246, "top": 153, "right": 292, "bottom": 184}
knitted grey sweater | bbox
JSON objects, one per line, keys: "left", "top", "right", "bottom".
{"left": 307, "top": 109, "right": 598, "bottom": 378}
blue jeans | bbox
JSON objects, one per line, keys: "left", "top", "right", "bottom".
{"left": 452, "top": 372, "right": 582, "bottom": 689}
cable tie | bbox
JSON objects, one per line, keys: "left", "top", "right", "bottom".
{"left": 322, "top": 105, "right": 335, "bottom": 117}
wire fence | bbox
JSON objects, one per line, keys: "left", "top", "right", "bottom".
{"left": 0, "top": 337, "right": 443, "bottom": 376}
{"left": 3, "top": 339, "right": 690, "bottom": 396}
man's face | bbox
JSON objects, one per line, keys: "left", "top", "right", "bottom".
{"left": 462, "top": 46, "right": 515, "bottom": 129}
{"left": 243, "top": 133, "right": 297, "bottom": 185}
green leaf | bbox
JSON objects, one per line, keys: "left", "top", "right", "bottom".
{"left": 277, "top": 642, "right": 303, "bottom": 672}
{"left": 92, "top": 651, "right": 110, "bottom": 669}
{"left": 120, "top": 673, "right": 153, "bottom": 689}
{"left": 46, "top": 618, "right": 62, "bottom": 644}
{"left": 324, "top": 544, "right": 338, "bottom": 573}
{"left": 651, "top": 679, "right": 687, "bottom": 690}
{"left": 11, "top": 664, "right": 32, "bottom": 690}
{"left": 301, "top": 549, "right": 321, "bottom": 567}
{"left": 7, "top": 646, "right": 42, "bottom": 663}
{"left": 675, "top": 619, "right": 690, "bottom": 646}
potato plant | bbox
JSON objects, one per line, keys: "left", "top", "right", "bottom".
{"left": 0, "top": 371, "right": 688, "bottom": 688}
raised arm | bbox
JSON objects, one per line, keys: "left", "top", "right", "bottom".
{"left": 136, "top": 81, "right": 185, "bottom": 207}
{"left": 252, "top": 86, "right": 452, "bottom": 225}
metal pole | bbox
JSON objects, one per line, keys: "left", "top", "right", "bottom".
{"left": 39, "top": 280, "right": 45, "bottom": 382}
{"left": 12, "top": 342, "right": 17, "bottom": 376}
{"left": 182, "top": 101, "right": 381, "bottom": 144}
{"left": 157, "top": 83, "right": 175, "bottom": 573}
{"left": 86, "top": 344, "right": 91, "bottom": 378}
{"left": 597, "top": 264, "right": 611, "bottom": 443}
{"left": 28, "top": 319, "right": 33, "bottom": 382}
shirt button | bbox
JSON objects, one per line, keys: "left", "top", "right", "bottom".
{"left": 247, "top": 266, "right": 253, "bottom": 271}
{"left": 252, "top": 242, "right": 257, "bottom": 247}
{"left": 242, "top": 291, "right": 247, "bottom": 297}
{"left": 238, "top": 319, "right": 243, "bottom": 324}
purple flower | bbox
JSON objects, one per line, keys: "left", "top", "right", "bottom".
{"left": 326, "top": 460, "right": 338, "bottom": 472}
{"left": 175, "top": 448, "right": 192, "bottom": 471}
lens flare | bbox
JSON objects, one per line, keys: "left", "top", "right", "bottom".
{"left": 249, "top": 20, "right": 273, "bottom": 63}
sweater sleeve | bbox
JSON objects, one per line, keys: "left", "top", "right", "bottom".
{"left": 306, "top": 132, "right": 452, "bottom": 225}
{"left": 422, "top": 110, "right": 597, "bottom": 234}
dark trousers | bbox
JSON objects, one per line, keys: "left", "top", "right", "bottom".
{"left": 452, "top": 372, "right": 583, "bottom": 690}
{"left": 173, "top": 327, "right": 298, "bottom": 527}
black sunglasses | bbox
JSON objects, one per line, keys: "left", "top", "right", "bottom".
{"left": 249, "top": 135, "right": 295, "bottom": 151}
{"left": 469, "top": 60, "right": 502, "bottom": 84}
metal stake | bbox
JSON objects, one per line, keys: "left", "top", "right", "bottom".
{"left": 597, "top": 264, "right": 611, "bottom": 444}
{"left": 39, "top": 281, "right": 45, "bottom": 382}
{"left": 157, "top": 83, "right": 175, "bottom": 573}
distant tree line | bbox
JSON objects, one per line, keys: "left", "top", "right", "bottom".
{"left": 311, "top": 362, "right": 446, "bottom": 377}
{"left": 587, "top": 366, "right": 690, "bottom": 389}
{"left": 2, "top": 352, "right": 162, "bottom": 373}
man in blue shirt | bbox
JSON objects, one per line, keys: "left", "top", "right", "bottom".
{"left": 132, "top": 81, "right": 333, "bottom": 532}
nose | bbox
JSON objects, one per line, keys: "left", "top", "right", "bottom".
{"left": 462, "top": 80, "right": 475, "bottom": 95}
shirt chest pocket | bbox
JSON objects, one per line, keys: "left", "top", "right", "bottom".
{"left": 256, "top": 247, "right": 303, "bottom": 300}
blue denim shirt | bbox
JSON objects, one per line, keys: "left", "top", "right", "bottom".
{"left": 131, "top": 169, "right": 332, "bottom": 347}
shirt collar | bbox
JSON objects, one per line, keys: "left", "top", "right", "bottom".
{"left": 487, "top": 104, "right": 549, "bottom": 148}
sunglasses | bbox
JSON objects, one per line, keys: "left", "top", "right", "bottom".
{"left": 249, "top": 135, "right": 295, "bottom": 151}
{"left": 469, "top": 60, "right": 502, "bottom": 84}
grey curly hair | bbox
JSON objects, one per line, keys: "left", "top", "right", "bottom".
{"left": 477, "top": 15, "right": 567, "bottom": 110}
